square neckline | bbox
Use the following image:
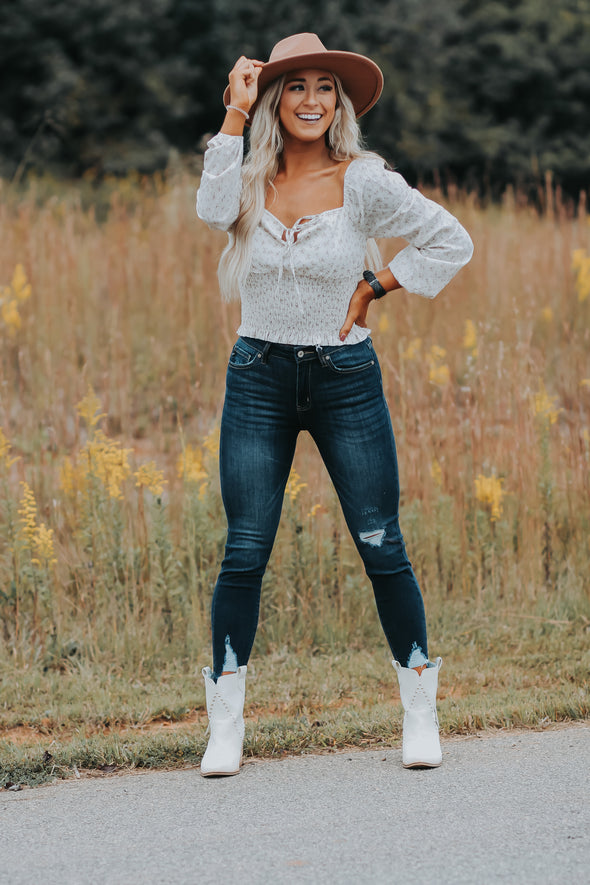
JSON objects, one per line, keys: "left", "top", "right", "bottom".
{"left": 263, "top": 158, "right": 360, "bottom": 231}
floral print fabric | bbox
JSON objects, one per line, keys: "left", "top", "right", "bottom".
{"left": 197, "top": 133, "right": 473, "bottom": 346}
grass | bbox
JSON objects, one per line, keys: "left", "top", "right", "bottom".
{"left": 1, "top": 598, "right": 588, "bottom": 787}
{"left": 0, "top": 168, "right": 589, "bottom": 787}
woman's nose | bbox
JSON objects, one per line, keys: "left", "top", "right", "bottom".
{"left": 302, "top": 89, "right": 320, "bottom": 106}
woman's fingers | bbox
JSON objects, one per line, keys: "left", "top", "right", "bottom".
{"left": 228, "top": 58, "right": 265, "bottom": 110}
{"left": 231, "top": 56, "right": 264, "bottom": 72}
{"left": 339, "top": 308, "right": 356, "bottom": 341}
{"left": 249, "top": 65, "right": 263, "bottom": 84}
{"left": 339, "top": 289, "right": 372, "bottom": 341}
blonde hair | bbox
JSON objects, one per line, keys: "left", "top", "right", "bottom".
{"left": 218, "top": 73, "right": 383, "bottom": 301}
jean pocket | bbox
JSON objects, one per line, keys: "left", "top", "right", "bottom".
{"left": 324, "top": 340, "right": 376, "bottom": 375}
{"left": 228, "top": 339, "right": 263, "bottom": 369}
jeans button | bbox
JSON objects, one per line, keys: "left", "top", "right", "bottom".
{"left": 297, "top": 350, "right": 305, "bottom": 358}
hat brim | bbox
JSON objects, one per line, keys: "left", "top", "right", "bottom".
{"left": 223, "top": 50, "right": 383, "bottom": 125}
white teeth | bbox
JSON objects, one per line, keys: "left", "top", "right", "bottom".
{"left": 297, "top": 114, "right": 321, "bottom": 121}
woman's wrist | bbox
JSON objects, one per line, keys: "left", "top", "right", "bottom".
{"left": 221, "top": 106, "right": 250, "bottom": 136}
{"left": 363, "top": 270, "right": 387, "bottom": 299}
{"left": 360, "top": 268, "right": 401, "bottom": 300}
{"left": 225, "top": 104, "right": 249, "bottom": 119}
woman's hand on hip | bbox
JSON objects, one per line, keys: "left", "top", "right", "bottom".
{"left": 339, "top": 268, "right": 401, "bottom": 341}
{"left": 339, "top": 282, "right": 374, "bottom": 341}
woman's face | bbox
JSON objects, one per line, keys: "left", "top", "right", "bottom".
{"left": 278, "top": 68, "right": 337, "bottom": 142}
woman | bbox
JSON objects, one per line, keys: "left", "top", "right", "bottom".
{"left": 196, "top": 33, "right": 473, "bottom": 776}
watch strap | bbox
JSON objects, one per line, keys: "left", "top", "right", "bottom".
{"left": 362, "top": 270, "right": 387, "bottom": 299}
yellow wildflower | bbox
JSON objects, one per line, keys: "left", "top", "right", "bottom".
{"left": 203, "top": 427, "right": 220, "bottom": 458}
{"left": 59, "top": 457, "right": 80, "bottom": 496}
{"left": 62, "top": 433, "right": 133, "bottom": 501}
{"left": 532, "top": 382, "right": 562, "bottom": 425}
{"left": 0, "top": 427, "right": 11, "bottom": 462}
{"left": 0, "top": 427, "right": 19, "bottom": 470}
{"left": 430, "top": 459, "right": 443, "bottom": 487}
{"left": 285, "top": 467, "right": 307, "bottom": 503}
{"left": 18, "top": 482, "right": 38, "bottom": 547}
{"left": 76, "top": 385, "right": 105, "bottom": 428}
{"left": 540, "top": 306, "right": 553, "bottom": 323}
{"left": 430, "top": 345, "right": 447, "bottom": 362}
{"left": 427, "top": 345, "right": 451, "bottom": 387}
{"left": 402, "top": 338, "right": 422, "bottom": 361}
{"left": 0, "top": 265, "right": 32, "bottom": 336}
{"left": 135, "top": 461, "right": 166, "bottom": 496}
{"left": 16, "top": 482, "right": 57, "bottom": 565}
{"left": 86, "top": 432, "right": 132, "bottom": 499}
{"left": 309, "top": 503, "right": 324, "bottom": 518}
{"left": 177, "top": 445, "right": 208, "bottom": 484}
{"left": 429, "top": 364, "right": 450, "bottom": 386}
{"left": 462, "top": 319, "right": 478, "bottom": 356}
{"left": 1, "top": 298, "right": 21, "bottom": 335}
{"left": 474, "top": 474, "right": 505, "bottom": 522}
{"left": 377, "top": 313, "right": 390, "bottom": 334}
{"left": 11, "top": 264, "right": 32, "bottom": 302}
{"left": 572, "top": 248, "right": 590, "bottom": 303}
{"left": 32, "top": 523, "right": 57, "bottom": 567}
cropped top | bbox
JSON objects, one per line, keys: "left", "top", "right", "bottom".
{"left": 196, "top": 132, "right": 473, "bottom": 346}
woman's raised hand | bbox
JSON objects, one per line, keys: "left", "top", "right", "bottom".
{"left": 228, "top": 56, "right": 264, "bottom": 114}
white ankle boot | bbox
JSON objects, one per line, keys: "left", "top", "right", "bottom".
{"left": 200, "top": 666, "right": 246, "bottom": 777}
{"left": 392, "top": 657, "right": 442, "bottom": 768}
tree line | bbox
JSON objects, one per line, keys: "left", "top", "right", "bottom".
{"left": 1, "top": 0, "right": 589, "bottom": 196}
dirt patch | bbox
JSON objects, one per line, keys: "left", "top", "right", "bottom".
{"left": 0, "top": 712, "right": 208, "bottom": 746}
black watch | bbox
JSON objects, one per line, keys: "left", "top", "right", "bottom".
{"left": 362, "top": 270, "right": 387, "bottom": 299}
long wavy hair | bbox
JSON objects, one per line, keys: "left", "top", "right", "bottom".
{"left": 217, "top": 73, "right": 383, "bottom": 301}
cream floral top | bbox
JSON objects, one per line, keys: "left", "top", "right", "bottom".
{"left": 197, "top": 132, "right": 473, "bottom": 346}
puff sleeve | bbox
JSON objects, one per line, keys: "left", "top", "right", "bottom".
{"left": 196, "top": 132, "right": 244, "bottom": 231}
{"left": 354, "top": 160, "right": 473, "bottom": 298}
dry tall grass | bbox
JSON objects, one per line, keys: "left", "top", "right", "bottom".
{"left": 0, "top": 170, "right": 588, "bottom": 671}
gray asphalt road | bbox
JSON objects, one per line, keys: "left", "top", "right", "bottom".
{"left": 1, "top": 725, "right": 588, "bottom": 885}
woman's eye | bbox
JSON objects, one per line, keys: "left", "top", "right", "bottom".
{"left": 286, "top": 83, "right": 333, "bottom": 92}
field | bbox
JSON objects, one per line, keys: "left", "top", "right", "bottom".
{"left": 0, "top": 170, "right": 589, "bottom": 786}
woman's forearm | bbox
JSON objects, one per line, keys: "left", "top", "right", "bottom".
{"left": 220, "top": 108, "right": 249, "bottom": 137}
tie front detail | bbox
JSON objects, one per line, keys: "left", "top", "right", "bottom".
{"left": 274, "top": 218, "right": 314, "bottom": 316}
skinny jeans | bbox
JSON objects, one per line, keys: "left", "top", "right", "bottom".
{"left": 211, "top": 335, "right": 428, "bottom": 677}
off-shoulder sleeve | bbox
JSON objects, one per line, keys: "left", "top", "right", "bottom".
{"left": 196, "top": 132, "right": 244, "bottom": 231}
{"left": 352, "top": 159, "right": 473, "bottom": 298}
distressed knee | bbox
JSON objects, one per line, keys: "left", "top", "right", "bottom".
{"left": 357, "top": 523, "right": 411, "bottom": 574}
{"left": 358, "top": 528, "right": 385, "bottom": 547}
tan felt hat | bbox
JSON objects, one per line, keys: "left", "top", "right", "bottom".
{"left": 223, "top": 32, "right": 384, "bottom": 123}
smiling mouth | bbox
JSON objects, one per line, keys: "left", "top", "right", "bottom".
{"left": 296, "top": 114, "right": 322, "bottom": 122}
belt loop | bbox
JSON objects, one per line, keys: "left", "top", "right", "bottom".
{"left": 261, "top": 341, "right": 272, "bottom": 364}
{"left": 315, "top": 345, "right": 329, "bottom": 367}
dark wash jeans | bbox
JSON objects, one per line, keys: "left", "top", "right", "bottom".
{"left": 211, "top": 335, "right": 428, "bottom": 677}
